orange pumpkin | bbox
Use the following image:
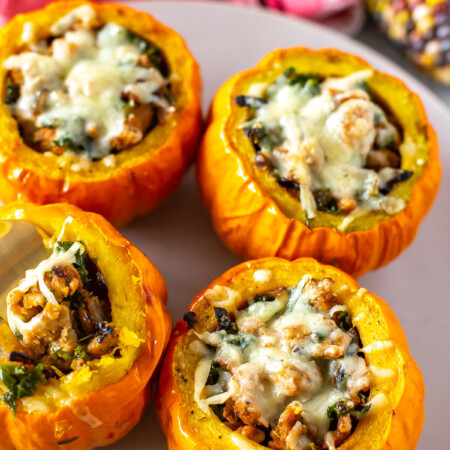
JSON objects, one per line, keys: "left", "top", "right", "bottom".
{"left": 0, "top": 1, "right": 202, "bottom": 227}
{"left": 0, "top": 202, "right": 172, "bottom": 449}
{"left": 197, "top": 48, "right": 441, "bottom": 278}
{"left": 157, "top": 257, "right": 424, "bottom": 449}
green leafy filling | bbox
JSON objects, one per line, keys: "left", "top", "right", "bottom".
{"left": 311, "top": 333, "right": 327, "bottom": 343}
{"left": 332, "top": 310, "right": 353, "bottom": 332}
{"left": 0, "top": 363, "right": 46, "bottom": 415}
{"left": 126, "top": 30, "right": 167, "bottom": 76}
{"left": 253, "top": 293, "right": 276, "bottom": 303}
{"left": 214, "top": 307, "right": 238, "bottom": 333}
{"left": 54, "top": 241, "right": 88, "bottom": 286}
{"left": 224, "top": 333, "right": 255, "bottom": 350}
{"left": 313, "top": 190, "right": 341, "bottom": 215}
{"left": 52, "top": 136, "right": 84, "bottom": 154}
{"left": 51, "top": 348, "right": 74, "bottom": 362}
{"left": 356, "top": 79, "right": 373, "bottom": 100}
{"left": 282, "top": 68, "right": 320, "bottom": 94}
{"left": 66, "top": 290, "right": 86, "bottom": 308}
{"left": 327, "top": 399, "right": 371, "bottom": 430}
{"left": 4, "top": 78, "right": 20, "bottom": 104}
{"left": 74, "top": 345, "right": 88, "bottom": 360}
{"left": 335, "top": 366, "right": 349, "bottom": 391}
{"left": 51, "top": 344, "right": 87, "bottom": 363}
{"left": 13, "top": 330, "right": 23, "bottom": 341}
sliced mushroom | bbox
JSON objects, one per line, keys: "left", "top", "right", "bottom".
{"left": 234, "top": 95, "right": 267, "bottom": 108}
{"left": 378, "top": 167, "right": 413, "bottom": 195}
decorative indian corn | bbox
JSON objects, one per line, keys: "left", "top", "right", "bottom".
{"left": 366, "top": 0, "right": 450, "bottom": 84}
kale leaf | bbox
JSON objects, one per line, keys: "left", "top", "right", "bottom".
{"left": 350, "top": 404, "right": 371, "bottom": 418}
{"left": 52, "top": 136, "right": 84, "bottom": 154}
{"left": 213, "top": 307, "right": 237, "bottom": 333}
{"left": 74, "top": 345, "right": 88, "bottom": 360}
{"left": 224, "top": 333, "right": 255, "bottom": 350}
{"left": 282, "top": 67, "right": 320, "bottom": 93}
{"left": 0, "top": 363, "right": 46, "bottom": 415}
{"left": 335, "top": 366, "right": 349, "bottom": 391}
{"left": 356, "top": 79, "right": 373, "bottom": 100}
{"left": 253, "top": 293, "right": 276, "bottom": 303}
{"left": 327, "top": 398, "right": 371, "bottom": 431}
{"left": 234, "top": 95, "right": 267, "bottom": 109}
{"left": 313, "top": 189, "right": 341, "bottom": 215}
{"left": 126, "top": 31, "right": 167, "bottom": 76}
{"left": 327, "top": 400, "right": 352, "bottom": 421}
{"left": 4, "top": 78, "right": 20, "bottom": 104}
{"left": 54, "top": 241, "right": 88, "bottom": 286}
{"left": 66, "top": 291, "right": 86, "bottom": 309}
{"left": 332, "top": 310, "right": 353, "bottom": 332}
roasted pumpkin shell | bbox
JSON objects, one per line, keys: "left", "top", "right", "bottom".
{"left": 0, "top": 202, "right": 172, "bottom": 449}
{"left": 156, "top": 257, "right": 425, "bottom": 449}
{"left": 0, "top": 1, "right": 202, "bottom": 227}
{"left": 197, "top": 47, "right": 441, "bottom": 277}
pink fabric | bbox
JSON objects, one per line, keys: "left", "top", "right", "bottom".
{"left": 0, "top": 0, "right": 360, "bottom": 22}
{"left": 0, "top": 0, "right": 48, "bottom": 20}
{"left": 232, "top": 0, "right": 358, "bottom": 19}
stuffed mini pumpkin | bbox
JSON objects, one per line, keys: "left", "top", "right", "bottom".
{"left": 157, "top": 257, "right": 424, "bottom": 450}
{"left": 0, "top": 1, "right": 202, "bottom": 226}
{"left": 0, "top": 202, "right": 171, "bottom": 449}
{"left": 197, "top": 47, "right": 441, "bottom": 278}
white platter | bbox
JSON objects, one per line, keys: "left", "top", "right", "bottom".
{"left": 107, "top": 2, "right": 448, "bottom": 448}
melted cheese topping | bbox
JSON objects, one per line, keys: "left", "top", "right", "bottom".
{"left": 241, "top": 70, "right": 406, "bottom": 220}
{"left": 192, "top": 276, "right": 375, "bottom": 449}
{"left": 7, "top": 242, "right": 82, "bottom": 337}
{"left": 3, "top": 5, "right": 173, "bottom": 160}
{"left": 1, "top": 238, "right": 144, "bottom": 413}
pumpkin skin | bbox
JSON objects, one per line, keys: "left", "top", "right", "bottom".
{"left": 197, "top": 48, "right": 441, "bottom": 278}
{"left": 0, "top": 1, "right": 202, "bottom": 227}
{"left": 0, "top": 202, "right": 172, "bottom": 450}
{"left": 156, "top": 257, "right": 425, "bottom": 450}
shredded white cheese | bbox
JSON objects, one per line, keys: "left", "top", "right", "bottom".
{"left": 361, "top": 340, "right": 393, "bottom": 353}
{"left": 242, "top": 69, "right": 409, "bottom": 220}
{"left": 204, "top": 285, "right": 240, "bottom": 310}
{"left": 194, "top": 356, "right": 235, "bottom": 414}
{"left": 253, "top": 269, "right": 272, "bottom": 283}
{"left": 4, "top": 5, "right": 172, "bottom": 160}
{"left": 7, "top": 242, "right": 82, "bottom": 338}
{"left": 368, "top": 365, "right": 396, "bottom": 383}
{"left": 192, "top": 275, "right": 374, "bottom": 448}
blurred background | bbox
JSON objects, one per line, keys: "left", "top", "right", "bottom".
{"left": 1, "top": 0, "right": 448, "bottom": 106}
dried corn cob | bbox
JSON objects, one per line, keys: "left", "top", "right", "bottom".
{"left": 366, "top": 0, "right": 450, "bottom": 84}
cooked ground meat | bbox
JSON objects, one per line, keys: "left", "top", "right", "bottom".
{"left": 236, "top": 425, "right": 266, "bottom": 444}
{"left": 3, "top": 4, "right": 174, "bottom": 160}
{"left": 86, "top": 326, "right": 120, "bottom": 358}
{"left": 269, "top": 402, "right": 308, "bottom": 450}
{"left": 228, "top": 363, "right": 270, "bottom": 427}
{"left": 194, "top": 275, "right": 372, "bottom": 450}
{"left": 7, "top": 256, "right": 119, "bottom": 375}
{"left": 303, "top": 278, "right": 336, "bottom": 311}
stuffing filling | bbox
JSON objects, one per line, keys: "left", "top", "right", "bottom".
{"left": 0, "top": 240, "right": 120, "bottom": 414}
{"left": 189, "top": 276, "right": 372, "bottom": 450}
{"left": 236, "top": 69, "right": 412, "bottom": 222}
{"left": 2, "top": 4, "right": 174, "bottom": 160}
